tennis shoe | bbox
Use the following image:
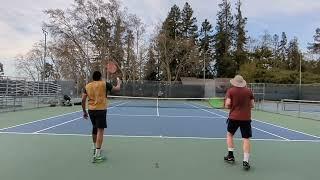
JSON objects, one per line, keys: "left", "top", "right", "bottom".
{"left": 92, "top": 155, "right": 106, "bottom": 163}
{"left": 243, "top": 161, "right": 251, "bottom": 170}
{"left": 224, "top": 154, "right": 235, "bottom": 163}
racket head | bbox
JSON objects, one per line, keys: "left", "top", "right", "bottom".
{"left": 106, "top": 61, "right": 117, "bottom": 74}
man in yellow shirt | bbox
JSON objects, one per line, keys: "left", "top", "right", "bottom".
{"left": 82, "top": 71, "right": 121, "bottom": 163}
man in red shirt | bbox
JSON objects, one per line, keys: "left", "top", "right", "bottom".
{"left": 224, "top": 75, "right": 254, "bottom": 170}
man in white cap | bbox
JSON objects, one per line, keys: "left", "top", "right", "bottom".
{"left": 224, "top": 75, "right": 254, "bottom": 170}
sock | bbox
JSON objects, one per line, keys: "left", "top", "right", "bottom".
{"left": 228, "top": 148, "right": 234, "bottom": 156}
{"left": 92, "top": 143, "right": 96, "bottom": 150}
{"left": 243, "top": 153, "right": 250, "bottom": 162}
{"left": 95, "top": 148, "right": 101, "bottom": 157}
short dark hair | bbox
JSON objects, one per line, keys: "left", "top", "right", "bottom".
{"left": 92, "top": 71, "right": 102, "bottom": 81}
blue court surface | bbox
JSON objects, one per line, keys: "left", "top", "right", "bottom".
{"left": 0, "top": 100, "right": 319, "bottom": 142}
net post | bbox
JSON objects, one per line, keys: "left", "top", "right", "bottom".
{"left": 298, "top": 102, "right": 301, "bottom": 118}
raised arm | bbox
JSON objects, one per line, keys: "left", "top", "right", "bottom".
{"left": 112, "top": 77, "right": 121, "bottom": 92}
{"left": 106, "top": 77, "right": 121, "bottom": 93}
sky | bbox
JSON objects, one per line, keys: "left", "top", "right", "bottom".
{"left": 0, "top": 0, "right": 319, "bottom": 77}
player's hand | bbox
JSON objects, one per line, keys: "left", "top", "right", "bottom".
{"left": 116, "top": 77, "right": 121, "bottom": 85}
{"left": 83, "top": 111, "right": 88, "bottom": 119}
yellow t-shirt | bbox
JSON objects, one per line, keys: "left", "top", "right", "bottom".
{"left": 85, "top": 81, "right": 113, "bottom": 110}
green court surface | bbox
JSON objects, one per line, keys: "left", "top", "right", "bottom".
{"left": 0, "top": 134, "right": 319, "bottom": 180}
{"left": 0, "top": 106, "right": 319, "bottom": 180}
{"left": 0, "top": 106, "right": 81, "bottom": 129}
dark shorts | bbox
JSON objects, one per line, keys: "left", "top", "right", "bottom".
{"left": 227, "top": 119, "right": 252, "bottom": 139}
{"left": 88, "top": 110, "right": 107, "bottom": 129}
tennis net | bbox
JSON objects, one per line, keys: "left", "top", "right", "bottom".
{"left": 108, "top": 96, "right": 225, "bottom": 109}
{"left": 281, "top": 99, "right": 320, "bottom": 113}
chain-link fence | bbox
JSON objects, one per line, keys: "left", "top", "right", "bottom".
{"left": 109, "top": 80, "right": 208, "bottom": 98}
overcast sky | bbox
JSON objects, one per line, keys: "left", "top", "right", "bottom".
{"left": 1, "top": 0, "right": 319, "bottom": 77}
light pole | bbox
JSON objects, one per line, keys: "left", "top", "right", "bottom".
{"left": 42, "top": 28, "right": 48, "bottom": 81}
{"left": 299, "top": 53, "right": 303, "bottom": 100}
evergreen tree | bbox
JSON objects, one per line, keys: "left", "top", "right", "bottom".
{"left": 279, "top": 32, "right": 288, "bottom": 66}
{"left": 180, "top": 2, "right": 198, "bottom": 39}
{"left": 287, "top": 37, "right": 301, "bottom": 71}
{"left": 214, "top": 0, "right": 235, "bottom": 77}
{"left": 233, "top": 0, "right": 248, "bottom": 71}
{"left": 199, "top": 19, "right": 214, "bottom": 78}
{"left": 162, "top": 5, "right": 181, "bottom": 39}
{"left": 271, "top": 34, "right": 280, "bottom": 67}
{"left": 144, "top": 44, "right": 158, "bottom": 80}
{"left": 0, "top": 62, "right": 4, "bottom": 76}
{"left": 308, "top": 28, "right": 320, "bottom": 55}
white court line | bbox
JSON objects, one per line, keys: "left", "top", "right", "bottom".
{"left": 0, "top": 101, "right": 128, "bottom": 132}
{"left": 33, "top": 101, "right": 130, "bottom": 133}
{"left": 188, "top": 103, "right": 297, "bottom": 140}
{"left": 34, "top": 117, "right": 82, "bottom": 133}
{"left": 192, "top": 104, "right": 320, "bottom": 140}
{"left": 0, "top": 110, "right": 82, "bottom": 131}
{"left": 185, "top": 103, "right": 226, "bottom": 118}
{"left": 107, "top": 101, "right": 130, "bottom": 110}
{"left": 253, "top": 127, "right": 289, "bottom": 140}
{"left": 107, "top": 113, "right": 224, "bottom": 119}
{"left": 1, "top": 131, "right": 319, "bottom": 143}
{"left": 213, "top": 108, "right": 320, "bottom": 139}
{"left": 156, "top": 99, "right": 159, "bottom": 117}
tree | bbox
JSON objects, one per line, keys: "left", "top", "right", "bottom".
{"left": 42, "top": 0, "right": 144, "bottom": 87}
{"left": 308, "top": 28, "right": 320, "bottom": 56}
{"left": 162, "top": 4, "right": 181, "bottom": 40}
{"left": 129, "top": 15, "right": 146, "bottom": 80}
{"left": 287, "top": 37, "right": 301, "bottom": 71}
{"left": 199, "top": 19, "right": 214, "bottom": 78}
{"left": 271, "top": 34, "right": 280, "bottom": 67}
{"left": 123, "top": 29, "right": 136, "bottom": 81}
{"left": 279, "top": 32, "right": 288, "bottom": 65}
{"left": 0, "top": 62, "right": 3, "bottom": 76}
{"left": 180, "top": 2, "right": 198, "bottom": 39}
{"left": 111, "top": 15, "right": 125, "bottom": 76}
{"left": 214, "top": 0, "right": 235, "bottom": 77}
{"left": 144, "top": 44, "right": 157, "bottom": 80}
{"left": 88, "top": 16, "right": 112, "bottom": 75}
{"left": 233, "top": 0, "right": 248, "bottom": 71}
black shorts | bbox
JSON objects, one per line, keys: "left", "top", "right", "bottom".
{"left": 227, "top": 119, "right": 252, "bottom": 138}
{"left": 88, "top": 110, "right": 107, "bottom": 129}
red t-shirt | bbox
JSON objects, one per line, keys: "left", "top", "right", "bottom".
{"left": 226, "top": 87, "right": 254, "bottom": 121}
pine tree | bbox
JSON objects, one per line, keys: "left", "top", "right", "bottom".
{"left": 144, "top": 44, "right": 158, "bottom": 80}
{"left": 233, "top": 0, "right": 248, "bottom": 72}
{"left": 287, "top": 37, "right": 301, "bottom": 71}
{"left": 214, "top": 0, "right": 235, "bottom": 77}
{"left": 180, "top": 2, "right": 198, "bottom": 39}
{"left": 162, "top": 5, "right": 181, "bottom": 40}
{"left": 308, "top": 28, "right": 320, "bottom": 55}
{"left": 272, "top": 34, "right": 280, "bottom": 67}
{"left": 0, "top": 62, "right": 3, "bottom": 76}
{"left": 199, "top": 19, "right": 214, "bottom": 78}
{"left": 279, "top": 32, "right": 288, "bottom": 66}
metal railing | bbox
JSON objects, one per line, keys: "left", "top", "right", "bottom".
{"left": 0, "top": 76, "right": 62, "bottom": 112}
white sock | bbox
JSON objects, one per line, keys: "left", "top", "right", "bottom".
{"left": 95, "top": 149, "right": 101, "bottom": 157}
{"left": 228, "top": 148, "right": 234, "bottom": 152}
{"left": 92, "top": 143, "right": 96, "bottom": 150}
{"left": 243, "top": 153, "right": 250, "bottom": 162}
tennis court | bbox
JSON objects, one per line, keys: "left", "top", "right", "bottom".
{"left": 0, "top": 98, "right": 320, "bottom": 180}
